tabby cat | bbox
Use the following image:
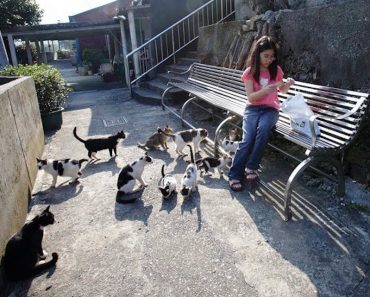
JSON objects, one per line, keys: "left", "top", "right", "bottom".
{"left": 138, "top": 126, "right": 173, "bottom": 150}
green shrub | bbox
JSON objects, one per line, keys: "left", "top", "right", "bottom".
{"left": 82, "top": 48, "right": 105, "bottom": 73}
{"left": 0, "top": 64, "right": 70, "bottom": 113}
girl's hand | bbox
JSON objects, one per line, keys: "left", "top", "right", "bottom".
{"left": 286, "top": 77, "right": 295, "bottom": 87}
{"left": 263, "top": 83, "right": 280, "bottom": 94}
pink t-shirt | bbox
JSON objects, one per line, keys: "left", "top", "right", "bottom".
{"left": 241, "top": 66, "right": 284, "bottom": 110}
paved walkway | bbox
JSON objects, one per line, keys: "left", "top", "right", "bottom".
{"left": 6, "top": 60, "right": 370, "bottom": 297}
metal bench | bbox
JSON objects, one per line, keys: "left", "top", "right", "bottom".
{"left": 162, "top": 63, "right": 369, "bottom": 221}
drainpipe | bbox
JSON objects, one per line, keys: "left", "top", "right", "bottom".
{"left": 114, "top": 15, "right": 131, "bottom": 93}
{"left": 7, "top": 34, "right": 18, "bottom": 66}
{"left": 127, "top": 9, "right": 140, "bottom": 79}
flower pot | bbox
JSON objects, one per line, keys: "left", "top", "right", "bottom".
{"left": 41, "top": 107, "right": 64, "bottom": 132}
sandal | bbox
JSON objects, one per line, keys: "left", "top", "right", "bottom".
{"left": 245, "top": 169, "right": 259, "bottom": 181}
{"left": 229, "top": 180, "right": 243, "bottom": 192}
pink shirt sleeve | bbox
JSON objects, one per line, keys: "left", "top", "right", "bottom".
{"left": 241, "top": 68, "right": 252, "bottom": 83}
{"left": 276, "top": 65, "right": 284, "bottom": 82}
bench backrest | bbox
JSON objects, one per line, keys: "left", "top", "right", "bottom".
{"left": 187, "top": 63, "right": 369, "bottom": 151}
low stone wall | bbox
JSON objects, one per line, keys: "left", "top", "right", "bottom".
{"left": 0, "top": 76, "right": 44, "bottom": 286}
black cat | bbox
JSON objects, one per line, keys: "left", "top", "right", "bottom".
{"left": 73, "top": 127, "right": 126, "bottom": 160}
{"left": 2, "top": 206, "right": 58, "bottom": 281}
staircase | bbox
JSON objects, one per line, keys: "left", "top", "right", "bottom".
{"left": 125, "top": 0, "right": 235, "bottom": 104}
{"left": 132, "top": 51, "right": 201, "bottom": 104}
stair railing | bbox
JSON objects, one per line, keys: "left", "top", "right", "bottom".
{"left": 125, "top": 0, "right": 235, "bottom": 91}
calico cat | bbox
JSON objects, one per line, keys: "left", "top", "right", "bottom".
{"left": 158, "top": 128, "right": 208, "bottom": 156}
{"left": 220, "top": 138, "right": 240, "bottom": 154}
{"left": 37, "top": 158, "right": 88, "bottom": 187}
{"left": 138, "top": 126, "right": 173, "bottom": 150}
{"left": 73, "top": 127, "right": 126, "bottom": 160}
{"left": 158, "top": 164, "right": 177, "bottom": 199}
{"left": 196, "top": 154, "right": 231, "bottom": 176}
{"left": 228, "top": 127, "right": 242, "bottom": 141}
{"left": 2, "top": 206, "right": 58, "bottom": 281}
{"left": 117, "top": 152, "right": 153, "bottom": 196}
{"left": 180, "top": 145, "right": 198, "bottom": 198}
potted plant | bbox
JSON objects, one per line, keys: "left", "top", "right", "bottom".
{"left": 0, "top": 64, "right": 70, "bottom": 131}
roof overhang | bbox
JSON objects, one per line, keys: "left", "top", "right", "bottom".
{"left": 1, "top": 21, "right": 121, "bottom": 41}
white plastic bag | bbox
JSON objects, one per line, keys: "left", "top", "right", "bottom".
{"left": 281, "top": 93, "right": 320, "bottom": 137}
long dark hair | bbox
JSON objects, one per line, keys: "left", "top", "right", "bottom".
{"left": 247, "top": 36, "right": 279, "bottom": 84}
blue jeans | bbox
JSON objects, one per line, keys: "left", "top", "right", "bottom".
{"left": 228, "top": 105, "right": 279, "bottom": 181}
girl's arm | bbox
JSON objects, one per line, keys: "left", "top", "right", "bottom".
{"left": 278, "top": 78, "right": 295, "bottom": 93}
{"left": 244, "top": 79, "right": 279, "bottom": 101}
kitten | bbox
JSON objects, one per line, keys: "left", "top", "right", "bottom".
{"left": 37, "top": 158, "right": 88, "bottom": 187}
{"left": 228, "top": 127, "right": 242, "bottom": 141}
{"left": 158, "top": 164, "right": 177, "bottom": 199}
{"left": 117, "top": 152, "right": 153, "bottom": 196}
{"left": 138, "top": 126, "right": 173, "bottom": 150}
{"left": 73, "top": 127, "right": 126, "bottom": 160}
{"left": 196, "top": 154, "right": 231, "bottom": 176}
{"left": 2, "top": 206, "right": 58, "bottom": 281}
{"left": 158, "top": 128, "right": 208, "bottom": 156}
{"left": 220, "top": 138, "right": 240, "bottom": 154}
{"left": 180, "top": 145, "right": 198, "bottom": 198}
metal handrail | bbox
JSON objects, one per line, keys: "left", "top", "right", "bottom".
{"left": 125, "top": 0, "right": 235, "bottom": 91}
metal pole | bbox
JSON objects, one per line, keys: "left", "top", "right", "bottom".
{"left": 115, "top": 16, "right": 131, "bottom": 93}
{"left": 0, "top": 31, "right": 9, "bottom": 68}
{"left": 7, "top": 34, "right": 18, "bottom": 66}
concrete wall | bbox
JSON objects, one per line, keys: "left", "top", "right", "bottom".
{"left": 0, "top": 76, "right": 44, "bottom": 284}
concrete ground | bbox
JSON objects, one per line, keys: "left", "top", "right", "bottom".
{"left": 5, "top": 60, "right": 370, "bottom": 297}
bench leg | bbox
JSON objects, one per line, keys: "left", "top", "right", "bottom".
{"left": 161, "top": 86, "right": 175, "bottom": 111}
{"left": 284, "top": 156, "right": 316, "bottom": 221}
{"left": 181, "top": 96, "right": 198, "bottom": 127}
{"left": 214, "top": 115, "right": 237, "bottom": 157}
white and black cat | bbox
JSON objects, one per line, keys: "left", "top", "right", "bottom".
{"left": 180, "top": 145, "right": 198, "bottom": 198}
{"left": 2, "top": 206, "right": 58, "bottom": 281}
{"left": 158, "top": 164, "right": 177, "bottom": 199}
{"left": 37, "top": 158, "right": 88, "bottom": 187}
{"left": 117, "top": 152, "right": 153, "bottom": 196}
{"left": 158, "top": 128, "right": 208, "bottom": 156}
{"left": 220, "top": 138, "right": 240, "bottom": 154}
{"left": 73, "top": 127, "right": 126, "bottom": 160}
{"left": 196, "top": 154, "right": 231, "bottom": 176}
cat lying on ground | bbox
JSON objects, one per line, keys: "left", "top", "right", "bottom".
{"left": 196, "top": 154, "right": 231, "bottom": 176}
{"left": 73, "top": 127, "right": 126, "bottom": 160}
{"left": 2, "top": 206, "right": 58, "bottom": 281}
{"left": 37, "top": 158, "right": 88, "bottom": 187}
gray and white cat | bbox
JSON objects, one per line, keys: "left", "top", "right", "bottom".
{"left": 158, "top": 164, "right": 177, "bottom": 199}
{"left": 37, "top": 158, "right": 88, "bottom": 187}
{"left": 180, "top": 145, "right": 198, "bottom": 198}
{"left": 117, "top": 153, "right": 153, "bottom": 195}
{"left": 196, "top": 154, "right": 231, "bottom": 176}
{"left": 158, "top": 128, "right": 208, "bottom": 156}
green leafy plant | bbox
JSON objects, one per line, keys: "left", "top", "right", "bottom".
{"left": 0, "top": 64, "right": 70, "bottom": 113}
{"left": 82, "top": 48, "right": 105, "bottom": 73}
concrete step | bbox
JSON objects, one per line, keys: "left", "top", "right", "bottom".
{"left": 132, "top": 86, "right": 162, "bottom": 105}
{"left": 177, "top": 57, "right": 201, "bottom": 66}
{"left": 183, "top": 51, "right": 199, "bottom": 59}
{"left": 166, "top": 64, "right": 190, "bottom": 73}
{"left": 157, "top": 72, "right": 187, "bottom": 83}
{"left": 143, "top": 78, "right": 169, "bottom": 93}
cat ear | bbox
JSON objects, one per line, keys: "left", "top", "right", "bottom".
{"left": 166, "top": 124, "right": 168, "bottom": 128}
{"left": 36, "top": 158, "right": 40, "bottom": 162}
{"left": 44, "top": 205, "right": 50, "bottom": 212}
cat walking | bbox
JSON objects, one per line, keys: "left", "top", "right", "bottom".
{"left": 2, "top": 206, "right": 58, "bottom": 281}
{"left": 180, "top": 145, "right": 198, "bottom": 198}
{"left": 158, "top": 128, "right": 208, "bottom": 156}
{"left": 158, "top": 164, "right": 177, "bottom": 199}
{"left": 73, "top": 127, "right": 126, "bottom": 160}
{"left": 37, "top": 158, "right": 88, "bottom": 187}
{"left": 196, "top": 154, "right": 231, "bottom": 176}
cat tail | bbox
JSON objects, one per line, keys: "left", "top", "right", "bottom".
{"left": 137, "top": 142, "right": 148, "bottom": 150}
{"left": 26, "top": 253, "right": 58, "bottom": 280}
{"left": 73, "top": 127, "right": 86, "bottom": 143}
{"left": 157, "top": 128, "right": 175, "bottom": 139}
{"left": 79, "top": 159, "right": 89, "bottom": 166}
{"left": 161, "top": 164, "right": 165, "bottom": 178}
{"left": 187, "top": 145, "right": 195, "bottom": 164}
